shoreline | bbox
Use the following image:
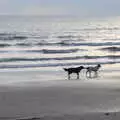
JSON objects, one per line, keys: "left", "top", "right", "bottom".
{"left": 0, "top": 63, "right": 120, "bottom": 85}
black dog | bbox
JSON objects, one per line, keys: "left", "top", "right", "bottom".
{"left": 86, "top": 64, "right": 101, "bottom": 78}
{"left": 63, "top": 66, "right": 84, "bottom": 80}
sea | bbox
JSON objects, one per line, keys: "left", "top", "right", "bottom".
{"left": 0, "top": 15, "right": 120, "bottom": 70}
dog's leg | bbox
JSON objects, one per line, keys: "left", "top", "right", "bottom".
{"left": 68, "top": 73, "right": 70, "bottom": 80}
{"left": 86, "top": 70, "right": 88, "bottom": 77}
{"left": 89, "top": 71, "right": 92, "bottom": 78}
{"left": 95, "top": 71, "right": 98, "bottom": 77}
{"left": 77, "top": 73, "right": 79, "bottom": 79}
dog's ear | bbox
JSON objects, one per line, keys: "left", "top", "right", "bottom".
{"left": 98, "top": 64, "right": 101, "bottom": 67}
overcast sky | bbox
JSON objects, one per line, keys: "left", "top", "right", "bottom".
{"left": 0, "top": 0, "right": 120, "bottom": 17}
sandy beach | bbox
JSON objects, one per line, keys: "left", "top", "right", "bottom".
{"left": 0, "top": 2, "right": 120, "bottom": 119}
{"left": 0, "top": 64, "right": 120, "bottom": 120}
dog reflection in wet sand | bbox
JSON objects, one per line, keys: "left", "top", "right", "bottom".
{"left": 86, "top": 64, "right": 101, "bottom": 78}
{"left": 63, "top": 66, "right": 84, "bottom": 80}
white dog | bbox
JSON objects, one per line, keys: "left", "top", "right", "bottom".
{"left": 86, "top": 64, "right": 101, "bottom": 78}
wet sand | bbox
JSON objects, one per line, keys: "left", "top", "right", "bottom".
{"left": 0, "top": 79, "right": 120, "bottom": 120}
{"left": 0, "top": 64, "right": 120, "bottom": 119}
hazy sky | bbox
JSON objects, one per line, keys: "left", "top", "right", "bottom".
{"left": 0, "top": 0, "right": 120, "bottom": 17}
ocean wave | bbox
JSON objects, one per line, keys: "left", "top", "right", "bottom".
{"left": 60, "top": 42, "right": 120, "bottom": 46}
{"left": 0, "top": 32, "right": 28, "bottom": 41}
{"left": 42, "top": 48, "right": 79, "bottom": 54}
{"left": 0, "top": 55, "right": 119, "bottom": 63}
{"left": 0, "top": 48, "right": 85, "bottom": 53}
{"left": 1, "top": 41, "right": 120, "bottom": 48}
{"left": 36, "top": 41, "right": 120, "bottom": 47}
{"left": 0, "top": 57, "right": 85, "bottom": 62}
{"left": 25, "top": 48, "right": 79, "bottom": 54}
{"left": 15, "top": 43, "right": 32, "bottom": 47}
{"left": 0, "top": 43, "right": 11, "bottom": 47}
{"left": 22, "top": 48, "right": 79, "bottom": 54}
{"left": 100, "top": 47, "right": 120, "bottom": 52}
{"left": 0, "top": 61, "right": 117, "bottom": 69}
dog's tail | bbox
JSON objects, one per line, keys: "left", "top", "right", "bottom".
{"left": 63, "top": 68, "right": 68, "bottom": 71}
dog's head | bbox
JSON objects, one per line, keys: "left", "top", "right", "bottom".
{"left": 63, "top": 68, "right": 68, "bottom": 71}
{"left": 78, "top": 66, "right": 84, "bottom": 70}
{"left": 97, "top": 64, "right": 101, "bottom": 68}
